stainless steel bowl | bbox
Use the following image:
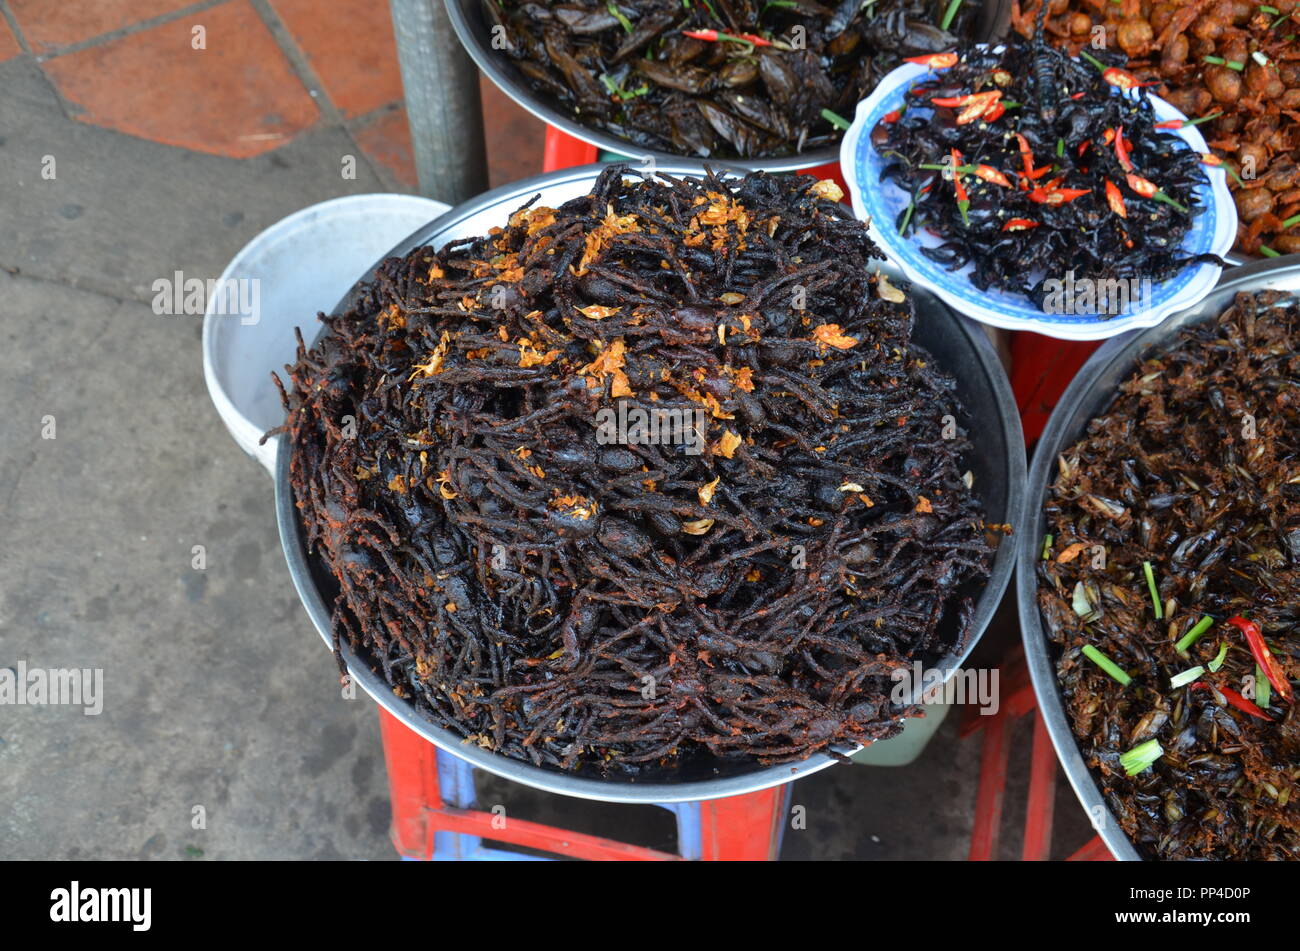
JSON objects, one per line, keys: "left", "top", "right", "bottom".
{"left": 1015, "top": 253, "right": 1300, "bottom": 860}
{"left": 445, "top": 0, "right": 1014, "bottom": 173}
{"left": 276, "top": 163, "right": 1026, "bottom": 802}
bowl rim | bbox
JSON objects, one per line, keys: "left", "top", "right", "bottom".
{"left": 274, "top": 161, "right": 1028, "bottom": 802}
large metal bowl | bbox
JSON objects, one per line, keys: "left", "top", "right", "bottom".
{"left": 445, "top": 0, "right": 1013, "bottom": 173}
{"left": 276, "top": 162, "right": 1027, "bottom": 802}
{"left": 1016, "top": 254, "right": 1300, "bottom": 860}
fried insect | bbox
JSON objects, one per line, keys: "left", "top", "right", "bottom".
{"left": 273, "top": 166, "right": 994, "bottom": 775}
{"left": 871, "top": 32, "right": 1220, "bottom": 311}
{"left": 485, "top": 0, "right": 983, "bottom": 159}
{"left": 1039, "top": 290, "right": 1300, "bottom": 860}
{"left": 1012, "top": 0, "right": 1300, "bottom": 256}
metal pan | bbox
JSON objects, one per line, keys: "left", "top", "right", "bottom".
{"left": 275, "top": 162, "right": 1026, "bottom": 802}
{"left": 444, "top": 0, "right": 1014, "bottom": 173}
{"left": 1015, "top": 253, "right": 1300, "bottom": 860}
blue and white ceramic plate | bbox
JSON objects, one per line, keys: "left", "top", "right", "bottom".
{"left": 840, "top": 60, "right": 1238, "bottom": 341}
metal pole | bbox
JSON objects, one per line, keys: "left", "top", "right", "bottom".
{"left": 389, "top": 0, "right": 488, "bottom": 204}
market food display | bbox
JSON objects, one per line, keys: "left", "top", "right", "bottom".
{"left": 273, "top": 166, "right": 996, "bottom": 774}
{"left": 1011, "top": 0, "right": 1300, "bottom": 256}
{"left": 1037, "top": 289, "right": 1299, "bottom": 859}
{"left": 482, "top": 0, "right": 984, "bottom": 159}
{"left": 869, "top": 30, "right": 1219, "bottom": 311}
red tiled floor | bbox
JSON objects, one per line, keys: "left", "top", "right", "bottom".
{"left": 269, "top": 0, "right": 402, "bottom": 119}
{"left": 354, "top": 106, "right": 417, "bottom": 189}
{"left": 353, "top": 79, "right": 545, "bottom": 192}
{"left": 483, "top": 80, "right": 543, "bottom": 186}
{"left": 42, "top": 1, "right": 319, "bottom": 159}
{"left": 0, "top": 17, "right": 21, "bottom": 61}
{"left": 8, "top": 0, "right": 198, "bottom": 53}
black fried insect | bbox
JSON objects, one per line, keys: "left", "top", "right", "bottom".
{"left": 871, "top": 32, "right": 1223, "bottom": 312}
{"left": 271, "top": 166, "right": 993, "bottom": 775}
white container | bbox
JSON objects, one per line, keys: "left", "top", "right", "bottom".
{"left": 202, "top": 194, "right": 449, "bottom": 474}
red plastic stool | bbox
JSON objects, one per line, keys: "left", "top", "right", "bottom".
{"left": 962, "top": 328, "right": 1110, "bottom": 861}
{"left": 379, "top": 709, "right": 790, "bottom": 860}
{"left": 960, "top": 647, "right": 1112, "bottom": 861}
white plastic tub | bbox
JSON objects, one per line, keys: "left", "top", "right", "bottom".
{"left": 202, "top": 193, "right": 449, "bottom": 474}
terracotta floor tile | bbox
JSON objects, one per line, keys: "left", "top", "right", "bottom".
{"left": 483, "top": 79, "right": 543, "bottom": 186}
{"left": 354, "top": 106, "right": 416, "bottom": 190}
{"left": 0, "top": 17, "right": 21, "bottom": 62}
{"left": 42, "top": 1, "right": 319, "bottom": 159}
{"left": 8, "top": 0, "right": 198, "bottom": 53}
{"left": 354, "top": 79, "right": 545, "bottom": 194}
{"left": 269, "top": 0, "right": 402, "bottom": 119}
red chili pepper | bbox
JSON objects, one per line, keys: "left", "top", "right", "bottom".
{"left": 1002, "top": 218, "right": 1039, "bottom": 231}
{"left": 1200, "top": 152, "right": 1223, "bottom": 167}
{"left": 1071, "top": 91, "right": 1087, "bottom": 99}
{"left": 1014, "top": 132, "right": 1036, "bottom": 177}
{"left": 1227, "top": 616, "right": 1293, "bottom": 702}
{"left": 982, "top": 101, "right": 1006, "bottom": 123}
{"left": 958, "top": 91, "right": 1001, "bottom": 125}
{"left": 1105, "top": 179, "right": 1127, "bottom": 218}
{"left": 1077, "top": 139, "right": 1091, "bottom": 157}
{"left": 882, "top": 108, "right": 903, "bottom": 124}
{"left": 1102, "top": 67, "right": 1157, "bottom": 91}
{"left": 931, "top": 90, "right": 1001, "bottom": 125}
{"left": 1114, "top": 126, "right": 1134, "bottom": 172}
{"left": 1126, "top": 173, "right": 1159, "bottom": 198}
{"left": 950, "top": 149, "right": 968, "bottom": 201}
{"left": 1153, "top": 119, "right": 1184, "bottom": 130}
{"left": 1193, "top": 682, "right": 1272, "bottom": 721}
{"left": 905, "top": 52, "right": 958, "bottom": 68}
{"left": 1101, "top": 128, "right": 1117, "bottom": 146}
{"left": 973, "top": 164, "right": 1012, "bottom": 188}
{"left": 682, "top": 29, "right": 772, "bottom": 47}
{"left": 1029, "top": 179, "right": 1090, "bottom": 204}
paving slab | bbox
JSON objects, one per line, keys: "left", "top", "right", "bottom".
{"left": 0, "top": 56, "right": 392, "bottom": 305}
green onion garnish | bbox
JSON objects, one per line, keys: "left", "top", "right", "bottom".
{"left": 1082, "top": 644, "right": 1131, "bottom": 686}
{"left": 899, "top": 199, "right": 917, "bottom": 234}
{"left": 1208, "top": 641, "right": 1229, "bottom": 672}
{"left": 1175, "top": 615, "right": 1214, "bottom": 652}
{"left": 1079, "top": 50, "right": 1107, "bottom": 72}
{"left": 1260, "top": 4, "right": 1280, "bottom": 13}
{"left": 821, "top": 108, "right": 851, "bottom": 131}
{"left": 1255, "top": 664, "right": 1271, "bottom": 707}
{"left": 1120, "top": 738, "right": 1164, "bottom": 776}
{"left": 607, "top": 1, "right": 634, "bottom": 32}
{"left": 1152, "top": 190, "right": 1189, "bottom": 215}
{"left": 1042, "top": 533, "right": 1054, "bottom": 560}
{"left": 1143, "top": 561, "right": 1163, "bottom": 619}
{"left": 1056, "top": 138, "right": 1065, "bottom": 158}
{"left": 1226, "top": 60, "right": 1246, "bottom": 71}
{"left": 1170, "top": 665, "right": 1204, "bottom": 688}
{"left": 940, "top": 0, "right": 963, "bottom": 30}
{"left": 1281, "top": 212, "right": 1300, "bottom": 229}
{"left": 1203, "top": 55, "right": 1226, "bottom": 65}
{"left": 1260, "top": 245, "right": 1282, "bottom": 258}
{"left": 1185, "top": 111, "right": 1223, "bottom": 126}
